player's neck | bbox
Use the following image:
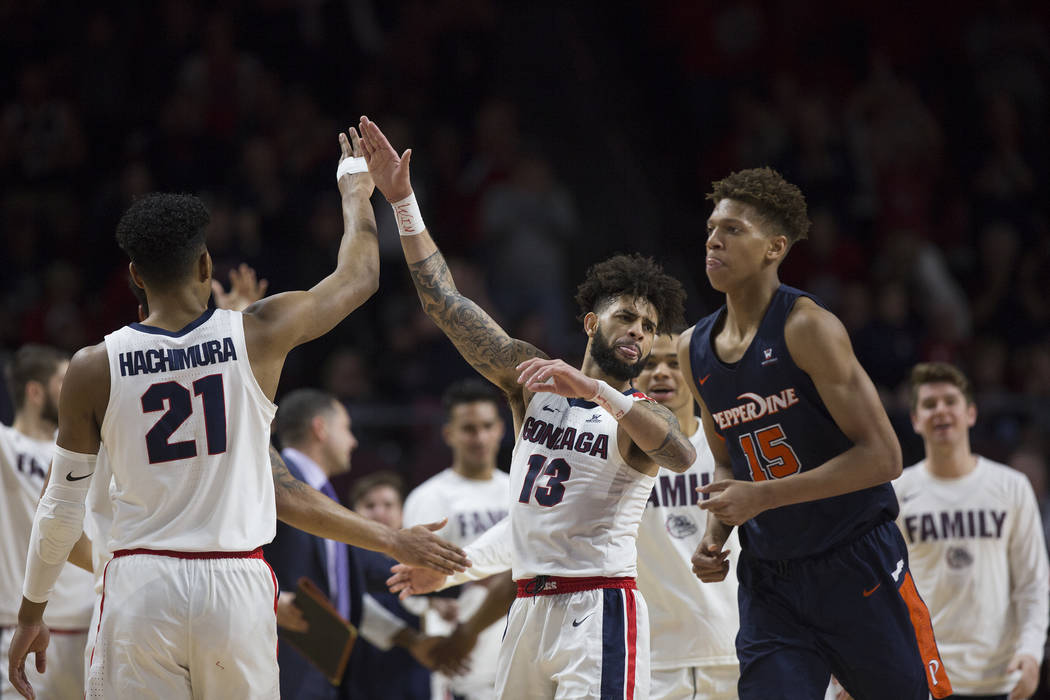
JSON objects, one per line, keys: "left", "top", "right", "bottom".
{"left": 924, "top": 441, "right": 977, "bottom": 479}
{"left": 140, "top": 288, "right": 210, "bottom": 332}
{"left": 452, "top": 460, "right": 495, "bottom": 481}
{"left": 674, "top": 406, "right": 699, "bottom": 437}
{"left": 13, "top": 411, "right": 55, "bottom": 442}
{"left": 722, "top": 275, "right": 780, "bottom": 336}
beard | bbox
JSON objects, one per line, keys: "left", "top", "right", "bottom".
{"left": 41, "top": 393, "right": 59, "bottom": 425}
{"left": 589, "top": 325, "right": 646, "bottom": 382}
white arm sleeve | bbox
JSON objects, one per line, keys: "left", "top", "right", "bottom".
{"left": 358, "top": 593, "right": 407, "bottom": 651}
{"left": 1008, "top": 477, "right": 1050, "bottom": 662}
{"left": 23, "top": 447, "right": 96, "bottom": 603}
{"left": 440, "top": 515, "right": 512, "bottom": 589}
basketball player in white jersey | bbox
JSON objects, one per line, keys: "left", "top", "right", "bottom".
{"left": 357, "top": 115, "right": 695, "bottom": 699}
{"left": 402, "top": 379, "right": 512, "bottom": 700}
{"left": 634, "top": 333, "right": 740, "bottom": 700}
{"left": 894, "top": 363, "right": 1048, "bottom": 699}
{"left": 1, "top": 346, "right": 95, "bottom": 699}
{"left": 6, "top": 128, "right": 454, "bottom": 700}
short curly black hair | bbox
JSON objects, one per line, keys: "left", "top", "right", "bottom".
{"left": 574, "top": 254, "right": 686, "bottom": 334}
{"left": 115, "top": 193, "right": 210, "bottom": 288}
{"left": 707, "top": 167, "right": 810, "bottom": 243}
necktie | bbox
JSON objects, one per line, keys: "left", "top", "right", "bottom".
{"left": 319, "top": 481, "right": 352, "bottom": 620}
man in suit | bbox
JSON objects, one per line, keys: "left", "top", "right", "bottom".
{"left": 266, "top": 389, "right": 447, "bottom": 699}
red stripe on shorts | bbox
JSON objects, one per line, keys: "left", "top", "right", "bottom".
{"left": 624, "top": 589, "right": 637, "bottom": 699}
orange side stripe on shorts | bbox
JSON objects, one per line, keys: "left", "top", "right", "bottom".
{"left": 898, "top": 572, "right": 953, "bottom": 698}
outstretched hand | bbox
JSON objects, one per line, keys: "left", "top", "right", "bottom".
{"left": 337, "top": 126, "right": 374, "bottom": 197}
{"left": 390, "top": 518, "right": 471, "bottom": 575}
{"left": 211, "top": 263, "right": 268, "bottom": 312}
{"left": 387, "top": 563, "right": 449, "bottom": 600}
{"left": 357, "top": 115, "right": 413, "bottom": 203}
{"left": 516, "top": 358, "right": 599, "bottom": 399}
{"left": 697, "top": 479, "right": 770, "bottom": 526}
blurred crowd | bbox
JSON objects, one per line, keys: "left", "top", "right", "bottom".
{"left": 1, "top": 1, "right": 1048, "bottom": 509}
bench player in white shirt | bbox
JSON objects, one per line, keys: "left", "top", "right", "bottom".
{"left": 634, "top": 333, "right": 740, "bottom": 700}
{"left": 0, "top": 346, "right": 95, "bottom": 699}
{"left": 356, "top": 115, "right": 696, "bottom": 699}
{"left": 5, "top": 128, "right": 456, "bottom": 700}
{"left": 402, "top": 379, "right": 512, "bottom": 700}
{"left": 894, "top": 363, "right": 1048, "bottom": 700}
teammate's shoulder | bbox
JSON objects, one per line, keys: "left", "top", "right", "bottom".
{"left": 69, "top": 342, "right": 110, "bottom": 377}
{"left": 980, "top": 457, "right": 1033, "bottom": 490}
{"left": 784, "top": 298, "right": 848, "bottom": 352}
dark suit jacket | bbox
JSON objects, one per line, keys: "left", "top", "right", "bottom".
{"left": 263, "top": 450, "right": 364, "bottom": 700}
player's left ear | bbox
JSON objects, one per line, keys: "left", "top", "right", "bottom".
{"left": 965, "top": 402, "right": 977, "bottom": 428}
{"left": 583, "top": 312, "right": 598, "bottom": 338}
{"left": 766, "top": 235, "right": 789, "bottom": 262}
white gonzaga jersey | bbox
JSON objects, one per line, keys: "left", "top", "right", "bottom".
{"left": 895, "top": 458, "right": 1050, "bottom": 695}
{"left": 637, "top": 424, "right": 740, "bottom": 670}
{"left": 510, "top": 390, "right": 656, "bottom": 579}
{"left": 101, "top": 308, "right": 277, "bottom": 552}
{"left": 404, "top": 469, "right": 511, "bottom": 699}
{"left": 0, "top": 424, "right": 95, "bottom": 628}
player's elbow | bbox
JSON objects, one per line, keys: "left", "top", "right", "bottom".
{"left": 662, "top": 441, "right": 697, "bottom": 474}
{"left": 874, "top": 438, "right": 902, "bottom": 482}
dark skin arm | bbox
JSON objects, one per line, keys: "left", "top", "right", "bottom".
{"left": 425, "top": 573, "right": 516, "bottom": 673}
{"left": 269, "top": 447, "right": 469, "bottom": 574}
{"left": 677, "top": 327, "right": 734, "bottom": 582}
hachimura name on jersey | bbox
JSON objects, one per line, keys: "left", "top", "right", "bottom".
{"left": 117, "top": 337, "right": 236, "bottom": 376}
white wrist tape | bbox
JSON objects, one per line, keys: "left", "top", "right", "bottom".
{"left": 391, "top": 192, "right": 426, "bottom": 236}
{"left": 23, "top": 446, "right": 96, "bottom": 603}
{"left": 590, "top": 380, "right": 634, "bottom": 420}
{"left": 336, "top": 156, "right": 368, "bottom": 181}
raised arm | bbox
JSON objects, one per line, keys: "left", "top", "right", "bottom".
{"left": 241, "top": 128, "right": 380, "bottom": 398}
{"left": 357, "top": 116, "right": 545, "bottom": 395}
{"left": 269, "top": 446, "right": 469, "bottom": 575}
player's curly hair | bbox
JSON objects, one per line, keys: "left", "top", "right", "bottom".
{"left": 574, "top": 254, "right": 686, "bottom": 334}
{"left": 707, "top": 167, "right": 810, "bottom": 243}
{"left": 115, "top": 193, "right": 210, "bottom": 288}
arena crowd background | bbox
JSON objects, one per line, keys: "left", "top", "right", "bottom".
{"left": 2, "top": 0, "right": 1050, "bottom": 679}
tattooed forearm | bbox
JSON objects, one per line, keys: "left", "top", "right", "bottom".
{"left": 270, "top": 446, "right": 307, "bottom": 496}
{"left": 626, "top": 401, "right": 696, "bottom": 473}
{"left": 408, "top": 251, "right": 546, "bottom": 383}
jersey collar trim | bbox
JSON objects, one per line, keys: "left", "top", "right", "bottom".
{"left": 129, "top": 308, "right": 216, "bottom": 337}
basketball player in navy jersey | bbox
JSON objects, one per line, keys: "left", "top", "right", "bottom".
{"left": 679, "top": 167, "right": 952, "bottom": 700}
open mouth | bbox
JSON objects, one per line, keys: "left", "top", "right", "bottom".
{"left": 616, "top": 344, "right": 640, "bottom": 361}
{"left": 647, "top": 385, "right": 676, "bottom": 402}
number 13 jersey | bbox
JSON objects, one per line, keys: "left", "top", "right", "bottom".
{"left": 101, "top": 308, "right": 277, "bottom": 553}
{"left": 689, "top": 284, "right": 898, "bottom": 561}
{"left": 510, "top": 390, "right": 656, "bottom": 580}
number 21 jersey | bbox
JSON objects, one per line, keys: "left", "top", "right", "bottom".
{"left": 510, "top": 390, "right": 656, "bottom": 580}
{"left": 101, "top": 308, "right": 277, "bottom": 553}
{"left": 689, "top": 285, "right": 897, "bottom": 561}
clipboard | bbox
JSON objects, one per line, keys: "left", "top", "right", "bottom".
{"left": 279, "top": 576, "right": 358, "bottom": 686}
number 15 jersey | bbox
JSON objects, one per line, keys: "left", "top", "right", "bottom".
{"left": 101, "top": 308, "right": 277, "bottom": 553}
{"left": 689, "top": 285, "right": 898, "bottom": 561}
{"left": 510, "top": 390, "right": 656, "bottom": 580}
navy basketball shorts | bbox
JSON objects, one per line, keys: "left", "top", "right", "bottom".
{"left": 735, "top": 520, "right": 952, "bottom": 700}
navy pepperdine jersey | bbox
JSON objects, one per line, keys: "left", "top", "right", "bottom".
{"left": 689, "top": 284, "right": 898, "bottom": 560}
